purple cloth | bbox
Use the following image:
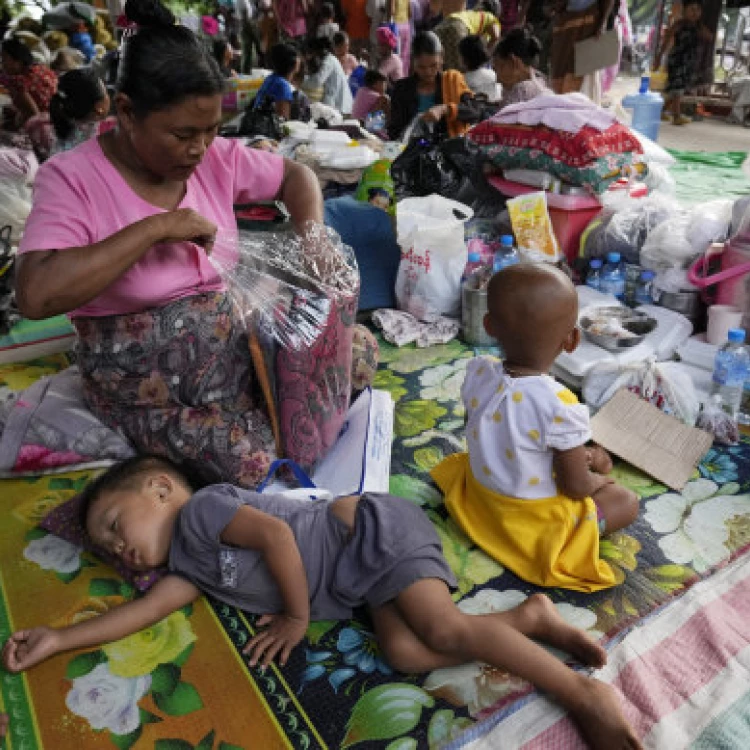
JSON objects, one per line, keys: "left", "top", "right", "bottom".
{"left": 492, "top": 92, "right": 616, "bottom": 133}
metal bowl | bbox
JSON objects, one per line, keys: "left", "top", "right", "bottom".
{"left": 579, "top": 306, "right": 658, "bottom": 352}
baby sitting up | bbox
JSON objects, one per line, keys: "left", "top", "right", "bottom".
{"left": 433, "top": 263, "right": 639, "bottom": 592}
{"left": 2, "top": 455, "right": 641, "bottom": 750}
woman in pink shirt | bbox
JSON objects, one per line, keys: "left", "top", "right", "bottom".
{"left": 375, "top": 25, "right": 404, "bottom": 85}
{"left": 14, "top": 0, "right": 372, "bottom": 489}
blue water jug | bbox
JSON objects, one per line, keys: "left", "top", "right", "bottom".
{"left": 622, "top": 76, "right": 664, "bottom": 143}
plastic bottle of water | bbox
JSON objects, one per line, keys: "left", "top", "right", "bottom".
{"left": 493, "top": 235, "right": 520, "bottom": 272}
{"left": 600, "top": 252, "right": 626, "bottom": 300}
{"left": 634, "top": 269, "right": 656, "bottom": 305}
{"left": 711, "top": 329, "right": 750, "bottom": 420}
{"left": 463, "top": 251, "right": 484, "bottom": 283}
{"left": 622, "top": 76, "right": 665, "bottom": 142}
{"left": 586, "top": 259, "right": 603, "bottom": 291}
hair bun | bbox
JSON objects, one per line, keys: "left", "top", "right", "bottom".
{"left": 124, "top": 0, "right": 175, "bottom": 29}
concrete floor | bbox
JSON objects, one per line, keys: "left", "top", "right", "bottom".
{"left": 609, "top": 75, "right": 750, "bottom": 152}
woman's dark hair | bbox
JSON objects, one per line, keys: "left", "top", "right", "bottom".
{"left": 476, "top": 0, "right": 501, "bottom": 17}
{"left": 320, "top": 2, "right": 335, "bottom": 20}
{"left": 78, "top": 454, "right": 223, "bottom": 529}
{"left": 2, "top": 38, "right": 34, "bottom": 67}
{"left": 364, "top": 69, "right": 386, "bottom": 87}
{"left": 459, "top": 34, "right": 489, "bottom": 71}
{"left": 269, "top": 42, "right": 300, "bottom": 77}
{"left": 118, "top": 0, "right": 225, "bottom": 117}
{"left": 412, "top": 31, "right": 442, "bottom": 58}
{"left": 494, "top": 27, "right": 542, "bottom": 65}
{"left": 305, "top": 35, "right": 333, "bottom": 58}
{"left": 683, "top": 0, "right": 702, "bottom": 8}
{"left": 50, "top": 67, "right": 106, "bottom": 141}
{"left": 212, "top": 38, "right": 230, "bottom": 68}
{"left": 332, "top": 31, "right": 348, "bottom": 46}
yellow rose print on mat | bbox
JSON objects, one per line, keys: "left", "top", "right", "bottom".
{"left": 103, "top": 610, "right": 196, "bottom": 678}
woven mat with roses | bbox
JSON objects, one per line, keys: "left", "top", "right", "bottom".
{"left": 2, "top": 343, "right": 750, "bottom": 750}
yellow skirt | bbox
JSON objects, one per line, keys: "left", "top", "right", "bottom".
{"left": 431, "top": 453, "right": 616, "bottom": 593}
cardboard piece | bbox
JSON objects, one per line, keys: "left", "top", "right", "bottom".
{"left": 575, "top": 30, "right": 621, "bottom": 77}
{"left": 590, "top": 389, "right": 713, "bottom": 491}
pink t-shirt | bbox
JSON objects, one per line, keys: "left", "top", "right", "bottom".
{"left": 352, "top": 86, "right": 381, "bottom": 120}
{"left": 378, "top": 54, "right": 404, "bottom": 85}
{"left": 19, "top": 137, "right": 285, "bottom": 318}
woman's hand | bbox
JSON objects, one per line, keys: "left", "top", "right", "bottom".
{"left": 2, "top": 627, "right": 62, "bottom": 673}
{"left": 421, "top": 104, "right": 448, "bottom": 123}
{"left": 154, "top": 208, "right": 218, "bottom": 252}
{"left": 242, "top": 613, "right": 308, "bottom": 668}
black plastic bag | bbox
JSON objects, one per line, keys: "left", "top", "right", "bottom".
{"left": 391, "top": 133, "right": 464, "bottom": 198}
{"left": 236, "top": 96, "right": 284, "bottom": 140}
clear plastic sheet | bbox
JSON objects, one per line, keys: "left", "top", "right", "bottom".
{"left": 210, "top": 223, "right": 360, "bottom": 351}
{"left": 209, "top": 223, "right": 361, "bottom": 470}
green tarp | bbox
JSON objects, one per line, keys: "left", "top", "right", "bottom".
{"left": 669, "top": 150, "right": 750, "bottom": 206}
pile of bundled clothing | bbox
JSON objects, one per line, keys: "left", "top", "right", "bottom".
{"left": 468, "top": 93, "right": 645, "bottom": 195}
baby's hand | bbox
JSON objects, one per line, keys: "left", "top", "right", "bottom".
{"left": 243, "top": 614, "right": 308, "bottom": 669}
{"left": 2, "top": 627, "right": 62, "bottom": 673}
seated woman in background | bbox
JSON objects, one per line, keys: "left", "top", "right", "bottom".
{"left": 302, "top": 36, "right": 353, "bottom": 114}
{"left": 0, "top": 38, "right": 57, "bottom": 128}
{"left": 253, "top": 42, "right": 301, "bottom": 118}
{"left": 333, "top": 31, "right": 359, "bottom": 76}
{"left": 459, "top": 34, "right": 497, "bottom": 100}
{"left": 493, "top": 27, "right": 549, "bottom": 109}
{"left": 388, "top": 31, "right": 481, "bottom": 141}
{"left": 49, "top": 67, "right": 113, "bottom": 156}
{"left": 212, "top": 38, "right": 238, "bottom": 77}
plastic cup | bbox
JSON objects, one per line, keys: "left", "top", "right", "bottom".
{"left": 707, "top": 305, "right": 744, "bottom": 345}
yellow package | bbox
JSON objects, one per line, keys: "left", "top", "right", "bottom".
{"left": 507, "top": 192, "right": 560, "bottom": 263}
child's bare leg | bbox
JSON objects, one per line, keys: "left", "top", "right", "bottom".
{"left": 390, "top": 580, "right": 642, "bottom": 750}
{"left": 373, "top": 592, "right": 605, "bottom": 673}
{"left": 0, "top": 712, "right": 7, "bottom": 739}
{"left": 586, "top": 444, "right": 613, "bottom": 475}
{"left": 592, "top": 482, "right": 639, "bottom": 535}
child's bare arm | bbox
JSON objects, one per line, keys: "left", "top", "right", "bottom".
{"left": 220, "top": 506, "right": 310, "bottom": 667}
{"left": 655, "top": 23, "right": 678, "bottom": 67}
{"left": 553, "top": 446, "right": 612, "bottom": 500}
{"left": 2, "top": 575, "right": 200, "bottom": 674}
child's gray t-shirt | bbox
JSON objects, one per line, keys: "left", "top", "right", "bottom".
{"left": 168, "top": 484, "right": 352, "bottom": 620}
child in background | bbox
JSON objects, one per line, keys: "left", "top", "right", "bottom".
{"left": 352, "top": 68, "right": 390, "bottom": 121}
{"left": 1, "top": 455, "right": 642, "bottom": 750}
{"left": 333, "top": 31, "right": 359, "bottom": 75}
{"left": 458, "top": 34, "right": 497, "bottom": 101}
{"left": 253, "top": 42, "right": 301, "bottom": 118}
{"left": 68, "top": 21, "right": 95, "bottom": 63}
{"left": 433, "top": 264, "right": 639, "bottom": 592}
{"left": 49, "top": 67, "right": 112, "bottom": 156}
{"left": 655, "top": 0, "right": 713, "bottom": 126}
{"left": 316, "top": 3, "right": 340, "bottom": 39}
{"left": 375, "top": 25, "right": 404, "bottom": 85}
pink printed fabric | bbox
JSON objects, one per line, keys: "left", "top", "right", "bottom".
{"left": 457, "top": 555, "right": 750, "bottom": 749}
{"left": 19, "top": 137, "right": 284, "bottom": 317}
{"left": 276, "top": 290, "right": 358, "bottom": 471}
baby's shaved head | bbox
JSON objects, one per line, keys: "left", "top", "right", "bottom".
{"left": 485, "top": 263, "right": 579, "bottom": 369}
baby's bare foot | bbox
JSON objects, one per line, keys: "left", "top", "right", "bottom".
{"left": 587, "top": 444, "right": 614, "bottom": 475}
{"left": 567, "top": 677, "right": 643, "bottom": 750}
{"left": 518, "top": 594, "right": 606, "bottom": 668}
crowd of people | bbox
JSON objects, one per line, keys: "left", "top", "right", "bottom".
{"left": 0, "top": 0, "right": 724, "bottom": 748}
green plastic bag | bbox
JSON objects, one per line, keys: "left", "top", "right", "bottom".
{"left": 355, "top": 159, "right": 396, "bottom": 217}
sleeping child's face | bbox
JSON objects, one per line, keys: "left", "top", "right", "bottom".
{"left": 86, "top": 471, "right": 190, "bottom": 571}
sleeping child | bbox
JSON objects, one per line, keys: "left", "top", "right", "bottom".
{"left": 2, "top": 455, "right": 641, "bottom": 750}
{"left": 433, "top": 263, "right": 639, "bottom": 592}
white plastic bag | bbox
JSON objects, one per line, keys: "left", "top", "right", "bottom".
{"left": 583, "top": 357, "right": 701, "bottom": 426}
{"left": 395, "top": 195, "right": 473, "bottom": 321}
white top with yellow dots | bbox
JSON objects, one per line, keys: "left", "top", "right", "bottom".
{"left": 462, "top": 356, "right": 592, "bottom": 500}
